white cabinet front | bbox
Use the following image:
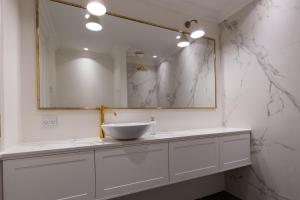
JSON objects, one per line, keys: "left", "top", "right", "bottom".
{"left": 95, "top": 143, "right": 169, "bottom": 200}
{"left": 219, "top": 134, "right": 251, "bottom": 171}
{"left": 169, "top": 138, "right": 219, "bottom": 183}
{"left": 3, "top": 151, "right": 95, "bottom": 200}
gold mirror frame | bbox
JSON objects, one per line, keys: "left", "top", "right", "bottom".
{"left": 36, "top": 0, "right": 217, "bottom": 110}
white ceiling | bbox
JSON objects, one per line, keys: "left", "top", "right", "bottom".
{"left": 45, "top": 0, "right": 181, "bottom": 62}
{"left": 140, "top": 0, "right": 254, "bottom": 22}
{"left": 62, "top": 0, "right": 254, "bottom": 22}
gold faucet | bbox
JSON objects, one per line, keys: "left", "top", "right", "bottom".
{"left": 99, "top": 105, "right": 117, "bottom": 139}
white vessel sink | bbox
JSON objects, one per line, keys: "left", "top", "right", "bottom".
{"left": 101, "top": 122, "right": 154, "bottom": 140}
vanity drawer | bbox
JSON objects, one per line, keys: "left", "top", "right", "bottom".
{"left": 95, "top": 143, "right": 169, "bottom": 200}
{"left": 169, "top": 137, "right": 219, "bottom": 183}
{"left": 3, "top": 151, "right": 95, "bottom": 200}
{"left": 219, "top": 133, "right": 251, "bottom": 171}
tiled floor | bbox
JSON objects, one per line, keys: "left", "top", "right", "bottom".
{"left": 198, "top": 191, "right": 240, "bottom": 200}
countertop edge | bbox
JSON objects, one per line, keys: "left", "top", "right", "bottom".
{"left": 0, "top": 128, "right": 251, "bottom": 160}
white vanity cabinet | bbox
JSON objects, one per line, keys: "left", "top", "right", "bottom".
{"left": 3, "top": 151, "right": 95, "bottom": 200}
{"left": 219, "top": 133, "right": 251, "bottom": 171}
{"left": 169, "top": 138, "right": 219, "bottom": 183}
{"left": 169, "top": 132, "right": 251, "bottom": 183}
{"left": 1, "top": 129, "right": 251, "bottom": 200}
{"left": 95, "top": 143, "right": 169, "bottom": 200}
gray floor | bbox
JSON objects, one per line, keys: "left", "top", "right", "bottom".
{"left": 198, "top": 191, "right": 240, "bottom": 200}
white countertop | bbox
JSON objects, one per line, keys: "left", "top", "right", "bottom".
{"left": 0, "top": 127, "right": 251, "bottom": 160}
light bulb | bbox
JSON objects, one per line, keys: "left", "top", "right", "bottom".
{"left": 191, "top": 30, "right": 205, "bottom": 39}
{"left": 177, "top": 41, "right": 190, "bottom": 48}
{"left": 87, "top": 0, "right": 107, "bottom": 16}
{"left": 177, "top": 34, "right": 190, "bottom": 48}
{"left": 86, "top": 22, "right": 102, "bottom": 31}
{"left": 86, "top": 15, "right": 102, "bottom": 31}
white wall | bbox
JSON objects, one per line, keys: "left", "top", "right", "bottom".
{"left": 39, "top": 29, "right": 58, "bottom": 107}
{"left": 0, "top": 0, "right": 3, "bottom": 149}
{"left": 39, "top": 0, "right": 58, "bottom": 107}
{"left": 0, "top": 1, "right": 2, "bottom": 197}
{"left": 1, "top": 0, "right": 22, "bottom": 148}
{"left": 113, "top": 46, "right": 128, "bottom": 107}
{"left": 220, "top": 0, "right": 300, "bottom": 199}
{"left": 55, "top": 48, "right": 114, "bottom": 108}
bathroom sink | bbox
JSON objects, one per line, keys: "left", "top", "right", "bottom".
{"left": 101, "top": 122, "right": 154, "bottom": 140}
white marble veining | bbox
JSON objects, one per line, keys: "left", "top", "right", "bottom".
{"left": 0, "top": 128, "right": 250, "bottom": 160}
{"left": 127, "top": 63, "right": 158, "bottom": 107}
{"left": 126, "top": 38, "right": 216, "bottom": 108}
{"left": 221, "top": 0, "right": 300, "bottom": 199}
{"left": 158, "top": 38, "right": 215, "bottom": 108}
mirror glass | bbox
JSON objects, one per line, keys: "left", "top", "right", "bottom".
{"left": 38, "top": 0, "right": 216, "bottom": 109}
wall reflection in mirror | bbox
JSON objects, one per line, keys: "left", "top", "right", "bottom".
{"left": 38, "top": 0, "right": 216, "bottom": 109}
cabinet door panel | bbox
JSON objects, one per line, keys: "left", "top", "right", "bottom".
{"left": 220, "top": 133, "right": 251, "bottom": 171}
{"left": 3, "top": 151, "right": 95, "bottom": 200}
{"left": 95, "top": 143, "right": 169, "bottom": 200}
{"left": 169, "top": 138, "right": 219, "bottom": 183}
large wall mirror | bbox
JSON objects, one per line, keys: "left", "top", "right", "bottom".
{"left": 37, "top": 0, "right": 216, "bottom": 110}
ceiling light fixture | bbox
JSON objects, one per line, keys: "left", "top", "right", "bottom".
{"left": 177, "top": 33, "right": 190, "bottom": 48}
{"left": 85, "top": 13, "right": 90, "bottom": 19}
{"left": 86, "top": 15, "right": 102, "bottom": 31}
{"left": 87, "top": 0, "right": 107, "bottom": 16}
{"left": 153, "top": 55, "right": 157, "bottom": 58}
{"left": 184, "top": 19, "right": 205, "bottom": 39}
{"left": 83, "top": 48, "right": 89, "bottom": 51}
{"left": 191, "top": 30, "right": 205, "bottom": 39}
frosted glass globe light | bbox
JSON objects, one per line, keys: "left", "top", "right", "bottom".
{"left": 87, "top": 0, "right": 107, "bottom": 16}
{"left": 191, "top": 30, "right": 205, "bottom": 39}
{"left": 86, "top": 15, "right": 102, "bottom": 31}
{"left": 177, "top": 41, "right": 190, "bottom": 47}
{"left": 177, "top": 34, "right": 190, "bottom": 48}
{"left": 86, "top": 22, "right": 102, "bottom": 31}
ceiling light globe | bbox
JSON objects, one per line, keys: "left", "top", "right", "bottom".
{"left": 86, "top": 15, "right": 103, "bottom": 31}
{"left": 177, "top": 33, "right": 190, "bottom": 48}
{"left": 87, "top": 0, "right": 107, "bottom": 16}
{"left": 190, "top": 30, "right": 205, "bottom": 39}
{"left": 86, "top": 22, "right": 102, "bottom": 31}
{"left": 177, "top": 41, "right": 190, "bottom": 48}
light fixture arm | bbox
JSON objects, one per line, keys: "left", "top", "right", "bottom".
{"left": 184, "top": 19, "right": 198, "bottom": 29}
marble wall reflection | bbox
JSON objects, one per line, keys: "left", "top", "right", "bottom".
{"left": 220, "top": 0, "right": 300, "bottom": 199}
{"left": 127, "top": 38, "right": 216, "bottom": 108}
{"left": 127, "top": 63, "right": 158, "bottom": 107}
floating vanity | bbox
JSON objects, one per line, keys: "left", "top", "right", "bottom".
{"left": 1, "top": 128, "right": 251, "bottom": 200}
